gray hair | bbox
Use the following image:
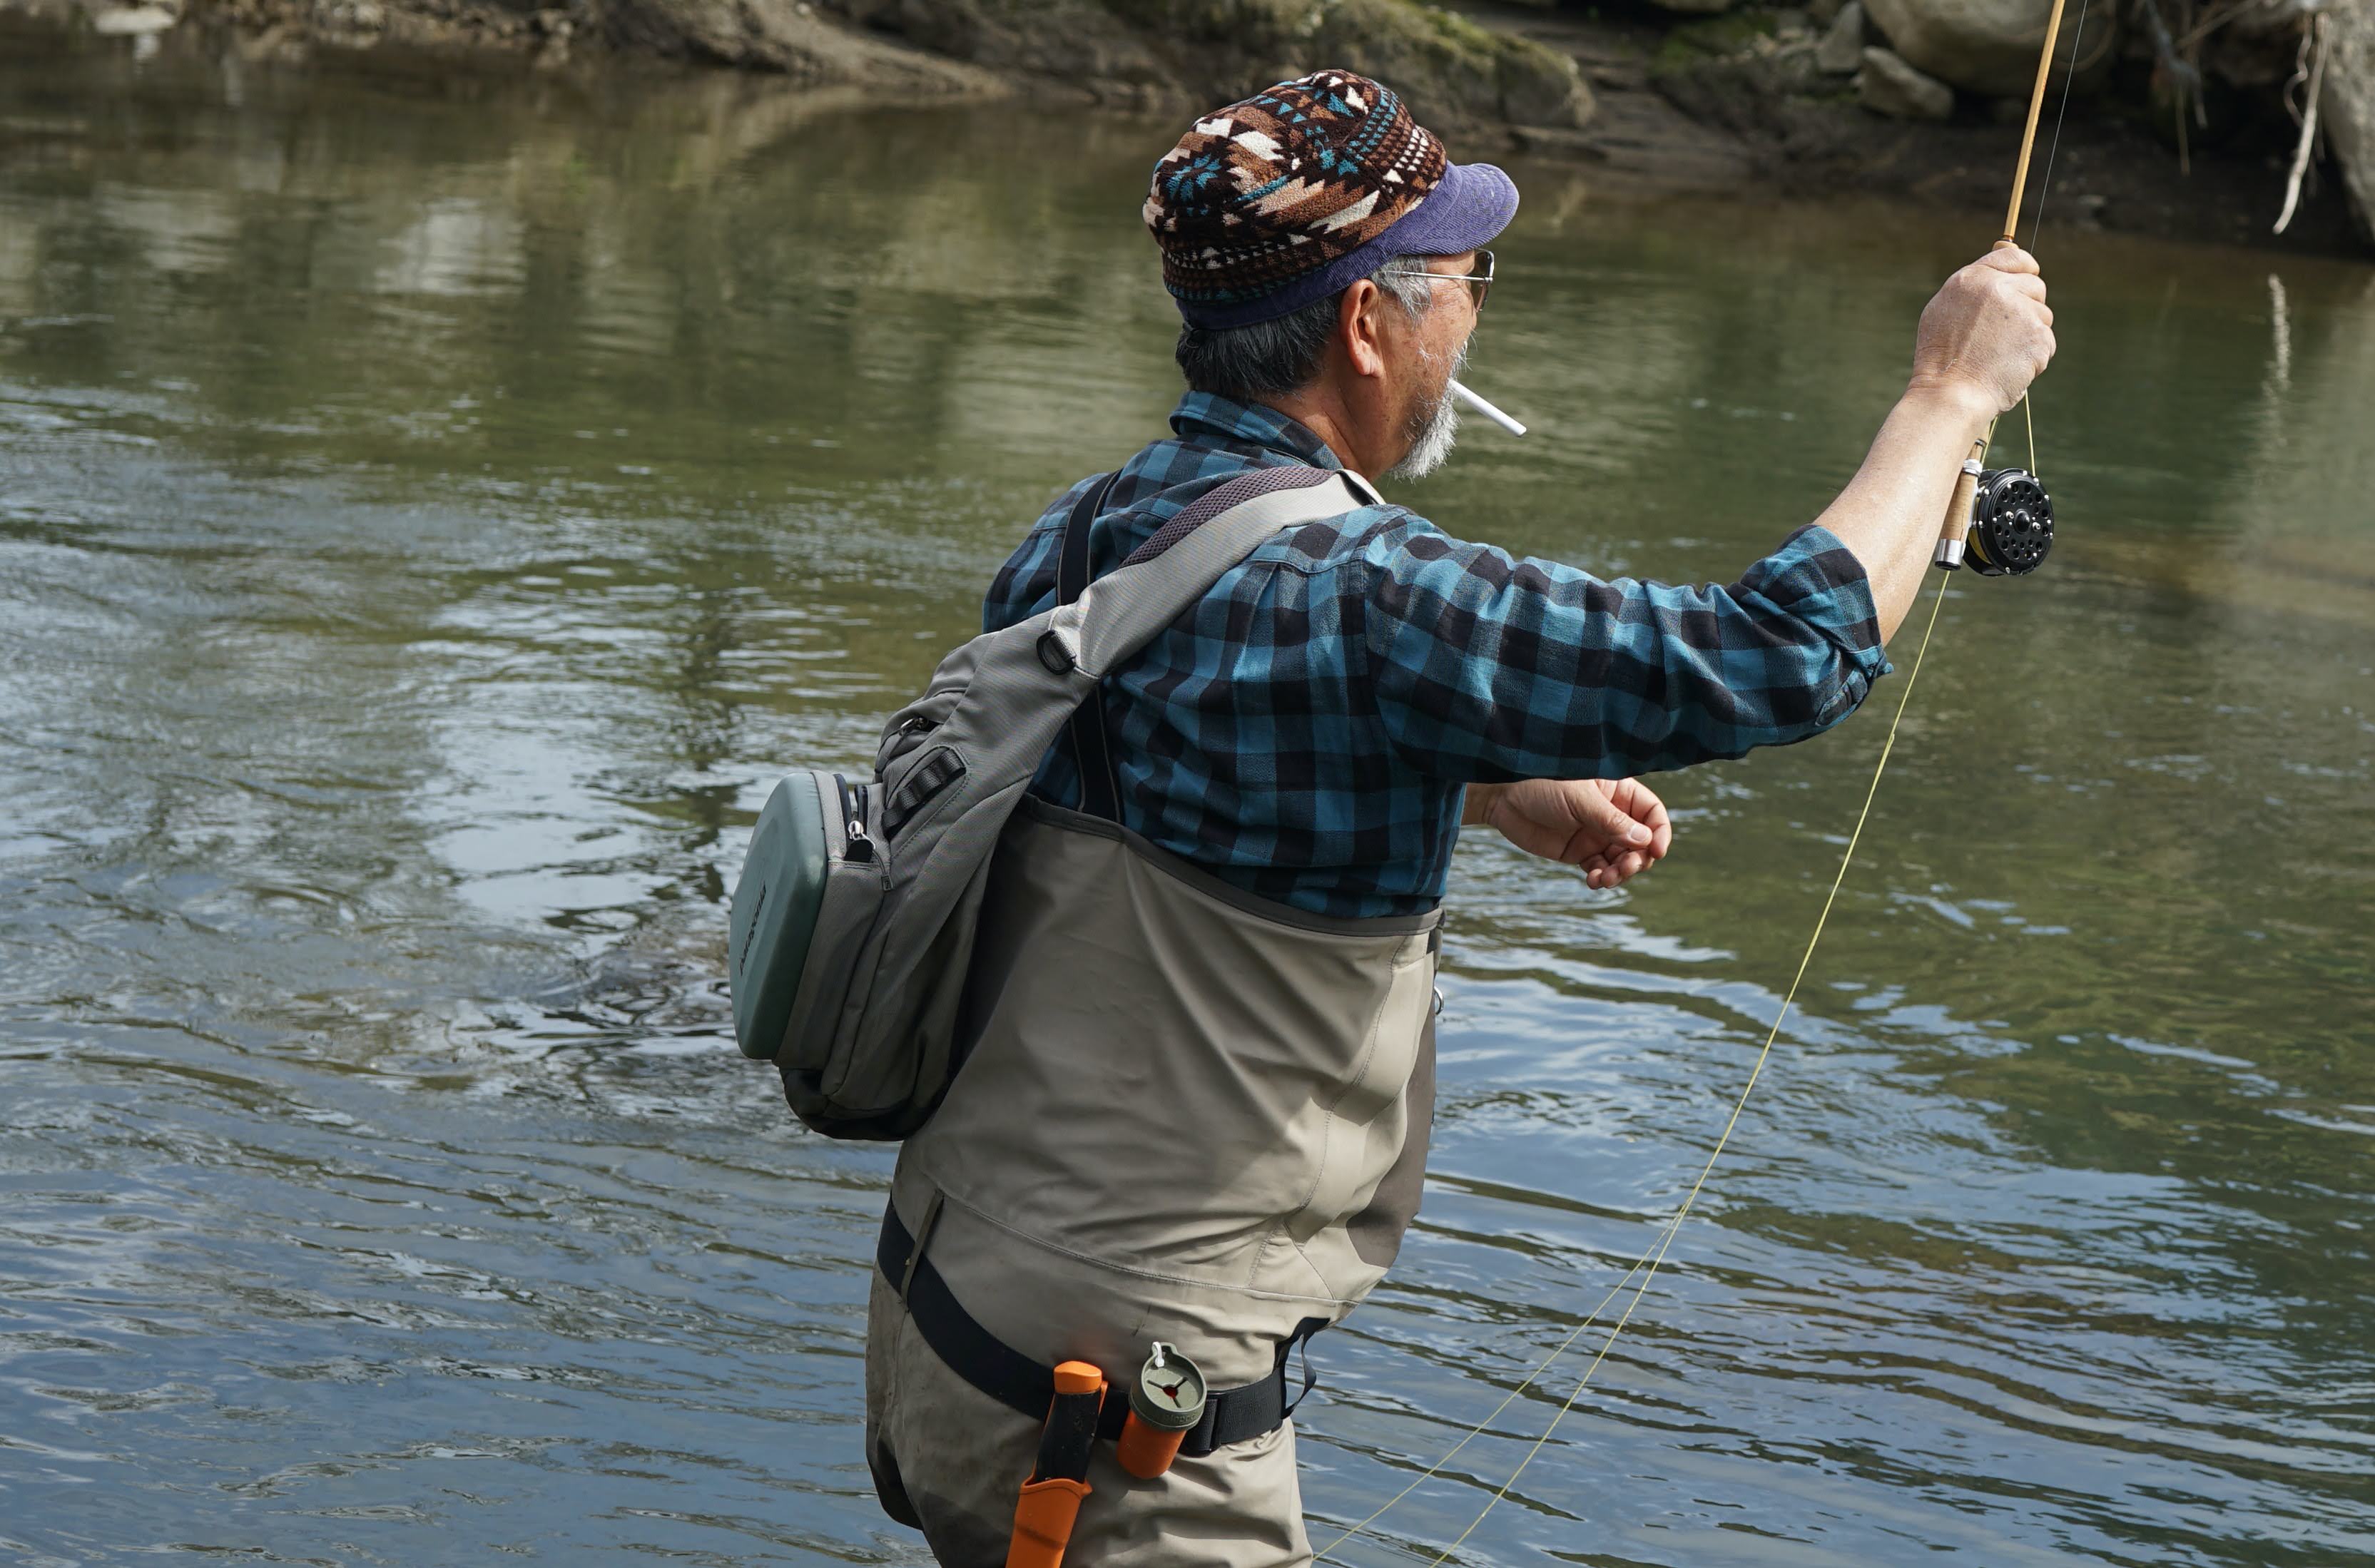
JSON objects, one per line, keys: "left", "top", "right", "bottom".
{"left": 1174, "top": 255, "right": 1439, "bottom": 402}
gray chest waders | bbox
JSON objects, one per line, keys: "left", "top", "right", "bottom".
{"left": 875, "top": 473, "right": 1443, "bottom": 1555}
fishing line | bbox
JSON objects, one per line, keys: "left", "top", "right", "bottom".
{"left": 1308, "top": 1254, "right": 1655, "bottom": 1562}
{"left": 2024, "top": 0, "right": 2094, "bottom": 251}
{"left": 1997, "top": 0, "right": 2084, "bottom": 471}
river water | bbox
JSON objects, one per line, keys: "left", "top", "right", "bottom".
{"left": 2, "top": 36, "right": 2370, "bottom": 1568}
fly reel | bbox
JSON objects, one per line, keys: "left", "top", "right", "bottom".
{"left": 1934, "top": 444, "right": 2055, "bottom": 576}
{"left": 1965, "top": 467, "right": 2053, "bottom": 575}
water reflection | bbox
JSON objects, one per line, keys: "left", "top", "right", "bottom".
{"left": 2, "top": 31, "right": 2371, "bottom": 1568}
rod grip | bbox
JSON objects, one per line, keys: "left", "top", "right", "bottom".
{"left": 1933, "top": 439, "right": 1988, "bottom": 570}
{"left": 1006, "top": 1360, "right": 1105, "bottom": 1568}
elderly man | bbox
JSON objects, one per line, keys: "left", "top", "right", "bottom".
{"left": 861, "top": 68, "right": 2053, "bottom": 1565}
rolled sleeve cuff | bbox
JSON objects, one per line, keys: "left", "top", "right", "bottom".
{"left": 1734, "top": 524, "right": 1895, "bottom": 723}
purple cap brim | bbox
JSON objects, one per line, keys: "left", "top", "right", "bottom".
{"left": 1174, "top": 160, "right": 1519, "bottom": 330}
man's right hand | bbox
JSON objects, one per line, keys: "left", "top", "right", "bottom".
{"left": 1468, "top": 777, "right": 1674, "bottom": 890}
{"left": 1908, "top": 247, "right": 2057, "bottom": 414}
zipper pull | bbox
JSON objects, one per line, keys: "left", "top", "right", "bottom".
{"left": 834, "top": 773, "right": 877, "bottom": 863}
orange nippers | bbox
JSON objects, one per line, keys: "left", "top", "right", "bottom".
{"left": 1114, "top": 1416, "right": 1186, "bottom": 1481}
{"left": 1117, "top": 1341, "right": 1207, "bottom": 1480}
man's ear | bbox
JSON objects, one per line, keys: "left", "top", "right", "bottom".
{"left": 1338, "top": 280, "right": 1387, "bottom": 380}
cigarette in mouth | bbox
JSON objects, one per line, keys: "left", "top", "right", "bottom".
{"left": 1449, "top": 378, "right": 1526, "bottom": 437}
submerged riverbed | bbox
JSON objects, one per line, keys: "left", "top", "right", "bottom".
{"left": 3, "top": 39, "right": 2371, "bottom": 1568}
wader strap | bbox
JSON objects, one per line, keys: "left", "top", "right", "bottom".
{"left": 1056, "top": 473, "right": 1124, "bottom": 823}
{"left": 877, "top": 1202, "right": 1324, "bottom": 1458}
{"left": 895, "top": 1188, "right": 944, "bottom": 1304}
{"left": 1191, "top": 1315, "right": 1328, "bottom": 1454}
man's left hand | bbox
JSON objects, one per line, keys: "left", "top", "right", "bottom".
{"left": 1466, "top": 778, "right": 1673, "bottom": 890}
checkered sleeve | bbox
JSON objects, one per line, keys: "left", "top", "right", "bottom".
{"left": 1356, "top": 520, "right": 1893, "bottom": 783}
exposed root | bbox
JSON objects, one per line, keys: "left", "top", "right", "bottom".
{"left": 2275, "top": 11, "right": 2331, "bottom": 233}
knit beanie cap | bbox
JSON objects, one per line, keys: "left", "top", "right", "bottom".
{"left": 1144, "top": 69, "right": 1518, "bottom": 330}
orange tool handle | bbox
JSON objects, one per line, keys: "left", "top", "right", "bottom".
{"left": 1051, "top": 1360, "right": 1104, "bottom": 1400}
{"left": 1115, "top": 1413, "right": 1187, "bottom": 1480}
{"left": 1007, "top": 1360, "right": 1105, "bottom": 1568}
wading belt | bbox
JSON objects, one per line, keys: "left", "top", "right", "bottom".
{"left": 878, "top": 1202, "right": 1326, "bottom": 1458}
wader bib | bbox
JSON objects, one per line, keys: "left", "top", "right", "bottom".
{"left": 866, "top": 477, "right": 1440, "bottom": 1565}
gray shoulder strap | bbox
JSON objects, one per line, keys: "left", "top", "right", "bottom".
{"left": 1052, "top": 469, "right": 1383, "bottom": 678}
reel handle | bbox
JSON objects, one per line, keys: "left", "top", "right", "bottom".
{"left": 1933, "top": 439, "right": 1988, "bottom": 571}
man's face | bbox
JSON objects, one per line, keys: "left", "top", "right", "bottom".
{"left": 1412, "top": 251, "right": 1484, "bottom": 350}
{"left": 1380, "top": 252, "right": 1481, "bottom": 482}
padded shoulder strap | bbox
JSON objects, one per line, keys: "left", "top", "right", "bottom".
{"left": 1057, "top": 474, "right": 1117, "bottom": 614}
{"left": 1055, "top": 475, "right": 1124, "bottom": 820}
{"left": 1060, "top": 466, "right": 1381, "bottom": 680}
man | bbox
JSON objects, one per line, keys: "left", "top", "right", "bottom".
{"left": 863, "top": 68, "right": 2053, "bottom": 1564}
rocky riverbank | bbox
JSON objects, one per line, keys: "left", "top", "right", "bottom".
{"left": 4, "top": 0, "right": 2369, "bottom": 255}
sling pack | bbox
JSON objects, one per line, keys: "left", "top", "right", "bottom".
{"left": 726, "top": 464, "right": 1382, "bottom": 1139}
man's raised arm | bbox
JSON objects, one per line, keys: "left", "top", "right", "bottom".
{"left": 1815, "top": 245, "right": 2058, "bottom": 642}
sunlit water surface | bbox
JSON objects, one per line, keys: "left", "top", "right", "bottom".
{"left": 2, "top": 37, "right": 2371, "bottom": 1568}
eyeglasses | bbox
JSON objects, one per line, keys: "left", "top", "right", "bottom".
{"left": 1420, "top": 249, "right": 1494, "bottom": 312}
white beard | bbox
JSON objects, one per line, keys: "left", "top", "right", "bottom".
{"left": 1384, "top": 335, "right": 1471, "bottom": 483}
{"left": 1385, "top": 390, "right": 1459, "bottom": 482}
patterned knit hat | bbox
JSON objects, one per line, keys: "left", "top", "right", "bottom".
{"left": 1144, "top": 69, "right": 1518, "bottom": 330}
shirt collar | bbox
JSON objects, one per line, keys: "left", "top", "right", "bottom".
{"left": 1169, "top": 392, "right": 1343, "bottom": 469}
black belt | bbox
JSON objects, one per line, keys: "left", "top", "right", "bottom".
{"left": 876, "top": 1201, "right": 1326, "bottom": 1458}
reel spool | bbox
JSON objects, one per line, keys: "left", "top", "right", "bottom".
{"left": 1965, "top": 467, "right": 2054, "bottom": 576}
{"left": 1934, "top": 444, "right": 2056, "bottom": 576}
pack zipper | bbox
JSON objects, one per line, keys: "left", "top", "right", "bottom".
{"left": 834, "top": 773, "right": 875, "bottom": 863}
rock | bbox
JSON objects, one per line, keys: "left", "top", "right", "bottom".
{"left": 312, "top": 0, "right": 385, "bottom": 34}
{"left": 1647, "top": 0, "right": 1737, "bottom": 14}
{"left": 1294, "top": 0, "right": 1597, "bottom": 130}
{"left": 1807, "top": 0, "right": 1843, "bottom": 24}
{"left": 1858, "top": 44, "right": 1953, "bottom": 118}
{"left": 88, "top": 3, "right": 177, "bottom": 31}
{"left": 591, "top": 0, "right": 1004, "bottom": 85}
{"left": 1816, "top": 0, "right": 1865, "bottom": 73}
{"left": 1861, "top": 0, "right": 2110, "bottom": 97}
{"left": 812, "top": 0, "right": 1597, "bottom": 131}
{"left": 1506, "top": 123, "right": 1608, "bottom": 160}
{"left": 1496, "top": 43, "right": 1596, "bottom": 127}
{"left": 2325, "top": 0, "right": 2375, "bottom": 247}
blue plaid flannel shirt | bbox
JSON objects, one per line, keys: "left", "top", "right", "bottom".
{"left": 985, "top": 393, "right": 1892, "bottom": 918}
